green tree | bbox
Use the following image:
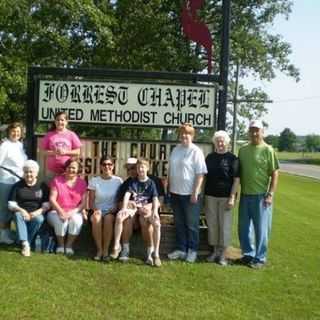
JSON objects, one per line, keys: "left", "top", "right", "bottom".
{"left": 225, "top": 0, "right": 299, "bottom": 134}
{"left": 278, "top": 128, "right": 296, "bottom": 151}
{"left": 305, "top": 134, "right": 320, "bottom": 152}
{"left": 265, "top": 134, "right": 279, "bottom": 149}
{"left": 0, "top": 0, "right": 299, "bottom": 138}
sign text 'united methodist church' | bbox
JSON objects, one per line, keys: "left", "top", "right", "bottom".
{"left": 38, "top": 80, "right": 215, "bottom": 128}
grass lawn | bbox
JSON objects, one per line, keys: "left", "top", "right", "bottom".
{"left": 277, "top": 151, "right": 320, "bottom": 165}
{"left": 1, "top": 173, "right": 319, "bottom": 320}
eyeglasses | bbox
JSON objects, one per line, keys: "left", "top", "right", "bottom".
{"left": 101, "top": 162, "right": 113, "bottom": 167}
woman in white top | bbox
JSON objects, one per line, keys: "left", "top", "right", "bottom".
{"left": 0, "top": 122, "right": 27, "bottom": 244}
{"left": 167, "top": 123, "right": 207, "bottom": 263}
{"left": 87, "top": 155, "right": 123, "bottom": 261}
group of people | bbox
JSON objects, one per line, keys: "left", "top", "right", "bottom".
{"left": 0, "top": 112, "right": 279, "bottom": 269}
{"left": 167, "top": 121, "right": 279, "bottom": 269}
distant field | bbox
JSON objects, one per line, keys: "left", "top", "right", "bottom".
{"left": 277, "top": 151, "right": 320, "bottom": 165}
{"left": 0, "top": 173, "right": 319, "bottom": 320}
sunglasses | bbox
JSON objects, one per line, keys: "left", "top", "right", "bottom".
{"left": 101, "top": 162, "right": 113, "bottom": 167}
{"left": 127, "top": 166, "right": 136, "bottom": 170}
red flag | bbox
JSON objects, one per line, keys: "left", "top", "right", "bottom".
{"left": 181, "top": 0, "right": 213, "bottom": 74}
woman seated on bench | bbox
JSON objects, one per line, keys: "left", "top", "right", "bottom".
{"left": 47, "top": 158, "right": 87, "bottom": 255}
{"left": 8, "top": 160, "right": 49, "bottom": 257}
{"left": 87, "top": 155, "right": 123, "bottom": 262}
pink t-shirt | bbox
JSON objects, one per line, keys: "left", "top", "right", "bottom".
{"left": 40, "top": 129, "right": 82, "bottom": 174}
{"left": 51, "top": 175, "right": 87, "bottom": 212}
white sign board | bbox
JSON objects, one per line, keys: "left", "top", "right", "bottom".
{"left": 38, "top": 80, "right": 215, "bottom": 128}
{"left": 37, "top": 138, "right": 212, "bottom": 180}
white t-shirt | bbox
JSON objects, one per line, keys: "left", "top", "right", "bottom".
{"left": 0, "top": 139, "right": 27, "bottom": 184}
{"left": 169, "top": 143, "right": 207, "bottom": 195}
{"left": 88, "top": 175, "right": 123, "bottom": 212}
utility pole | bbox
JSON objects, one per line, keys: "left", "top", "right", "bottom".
{"left": 231, "top": 60, "right": 273, "bottom": 153}
{"left": 231, "top": 61, "right": 240, "bottom": 153}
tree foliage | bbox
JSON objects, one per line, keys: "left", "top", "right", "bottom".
{"left": 0, "top": 0, "right": 299, "bottom": 139}
{"left": 265, "top": 134, "right": 279, "bottom": 149}
{"left": 304, "top": 134, "right": 320, "bottom": 152}
{"left": 278, "top": 127, "right": 296, "bottom": 151}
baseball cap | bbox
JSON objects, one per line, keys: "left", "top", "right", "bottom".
{"left": 126, "top": 157, "right": 137, "bottom": 165}
{"left": 249, "top": 119, "right": 263, "bottom": 129}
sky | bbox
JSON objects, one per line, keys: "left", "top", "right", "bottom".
{"left": 244, "top": 1, "right": 320, "bottom": 136}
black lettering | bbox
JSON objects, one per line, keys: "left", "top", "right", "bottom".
{"left": 90, "top": 109, "right": 100, "bottom": 121}
{"left": 84, "top": 158, "right": 92, "bottom": 174}
{"left": 56, "top": 83, "right": 69, "bottom": 103}
{"left": 151, "top": 161, "right": 159, "bottom": 176}
{"left": 187, "top": 89, "right": 198, "bottom": 108}
{"left": 111, "top": 142, "right": 117, "bottom": 158}
{"left": 137, "top": 88, "right": 148, "bottom": 106}
{"left": 163, "top": 88, "right": 175, "bottom": 108}
{"left": 83, "top": 85, "right": 94, "bottom": 103}
{"left": 162, "top": 161, "right": 168, "bottom": 177}
{"left": 159, "top": 144, "right": 167, "bottom": 160}
{"left": 150, "top": 88, "right": 161, "bottom": 106}
{"left": 42, "top": 83, "right": 55, "bottom": 102}
{"left": 70, "top": 85, "right": 82, "bottom": 103}
{"left": 118, "top": 86, "right": 128, "bottom": 105}
{"left": 93, "top": 141, "right": 99, "bottom": 157}
{"left": 140, "top": 143, "right": 146, "bottom": 158}
{"left": 94, "top": 85, "right": 105, "bottom": 104}
{"left": 199, "top": 89, "right": 210, "bottom": 109}
{"left": 149, "top": 144, "right": 156, "bottom": 159}
{"left": 106, "top": 85, "right": 117, "bottom": 105}
{"left": 101, "top": 141, "right": 108, "bottom": 156}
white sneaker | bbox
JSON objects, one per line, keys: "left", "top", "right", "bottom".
{"left": 217, "top": 256, "right": 228, "bottom": 266}
{"left": 119, "top": 246, "right": 130, "bottom": 262}
{"left": 21, "top": 245, "right": 31, "bottom": 257}
{"left": 186, "top": 249, "right": 197, "bottom": 263}
{"left": 65, "top": 247, "right": 74, "bottom": 256}
{"left": 0, "top": 229, "right": 14, "bottom": 245}
{"left": 56, "top": 247, "right": 64, "bottom": 254}
{"left": 167, "top": 250, "right": 187, "bottom": 260}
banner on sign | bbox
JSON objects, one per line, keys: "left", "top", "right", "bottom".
{"left": 37, "top": 137, "right": 212, "bottom": 180}
{"left": 38, "top": 80, "right": 215, "bottom": 128}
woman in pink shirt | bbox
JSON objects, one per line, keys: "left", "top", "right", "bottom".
{"left": 41, "top": 112, "right": 82, "bottom": 178}
{"left": 47, "top": 158, "right": 87, "bottom": 255}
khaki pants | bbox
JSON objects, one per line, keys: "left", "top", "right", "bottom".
{"left": 204, "top": 196, "right": 232, "bottom": 247}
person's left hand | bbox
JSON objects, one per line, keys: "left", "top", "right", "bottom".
{"left": 190, "top": 193, "right": 198, "bottom": 204}
{"left": 264, "top": 194, "right": 273, "bottom": 207}
{"left": 226, "top": 196, "right": 235, "bottom": 209}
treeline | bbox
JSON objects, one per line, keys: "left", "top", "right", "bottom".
{"left": 0, "top": 0, "right": 299, "bottom": 139}
{"left": 265, "top": 128, "right": 320, "bottom": 152}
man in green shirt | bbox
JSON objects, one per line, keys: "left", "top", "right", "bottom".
{"left": 238, "top": 120, "right": 279, "bottom": 268}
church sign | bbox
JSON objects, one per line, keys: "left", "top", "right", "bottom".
{"left": 38, "top": 80, "right": 215, "bottom": 128}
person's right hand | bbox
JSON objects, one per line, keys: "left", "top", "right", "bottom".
{"left": 20, "top": 209, "right": 31, "bottom": 221}
{"left": 58, "top": 209, "right": 68, "bottom": 221}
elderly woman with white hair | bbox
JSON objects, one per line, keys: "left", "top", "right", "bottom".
{"left": 204, "top": 130, "right": 240, "bottom": 265}
{"left": 8, "top": 160, "right": 50, "bottom": 257}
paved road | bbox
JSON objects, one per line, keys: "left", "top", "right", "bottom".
{"left": 280, "top": 161, "right": 320, "bottom": 180}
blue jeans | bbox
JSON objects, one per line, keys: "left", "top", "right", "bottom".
{"left": 14, "top": 212, "right": 44, "bottom": 243}
{"left": 238, "top": 194, "right": 272, "bottom": 263}
{"left": 170, "top": 193, "right": 201, "bottom": 252}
